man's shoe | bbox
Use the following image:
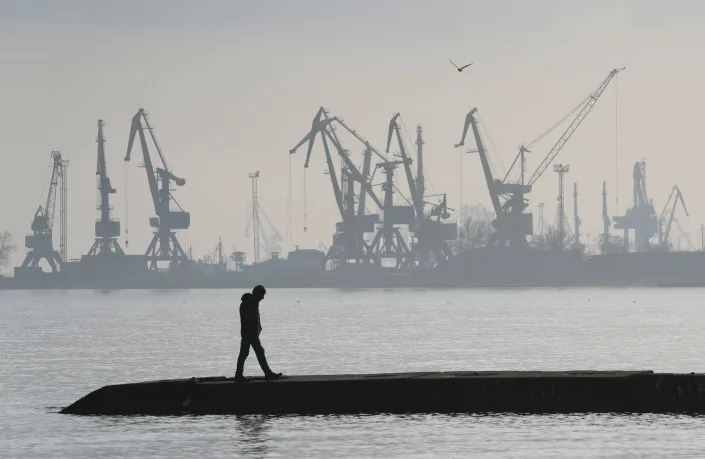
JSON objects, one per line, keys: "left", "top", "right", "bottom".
{"left": 265, "top": 372, "right": 283, "bottom": 381}
{"left": 234, "top": 374, "right": 249, "bottom": 383}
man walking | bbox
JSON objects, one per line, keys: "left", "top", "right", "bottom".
{"left": 235, "top": 285, "right": 282, "bottom": 382}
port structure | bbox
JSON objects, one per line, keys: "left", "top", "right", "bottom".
{"left": 125, "top": 109, "right": 189, "bottom": 270}
{"left": 248, "top": 171, "right": 261, "bottom": 264}
{"left": 613, "top": 160, "right": 658, "bottom": 252}
{"left": 18, "top": 151, "right": 68, "bottom": 273}
{"left": 386, "top": 115, "right": 456, "bottom": 268}
{"left": 553, "top": 164, "right": 570, "bottom": 247}
{"left": 573, "top": 182, "right": 582, "bottom": 251}
{"left": 87, "top": 120, "right": 124, "bottom": 257}
{"left": 602, "top": 181, "right": 610, "bottom": 245}
{"left": 455, "top": 68, "right": 624, "bottom": 248}
{"left": 245, "top": 198, "right": 283, "bottom": 262}
{"left": 291, "top": 107, "right": 454, "bottom": 269}
{"left": 367, "top": 160, "right": 414, "bottom": 269}
{"left": 657, "top": 185, "right": 689, "bottom": 250}
{"left": 290, "top": 107, "right": 383, "bottom": 268}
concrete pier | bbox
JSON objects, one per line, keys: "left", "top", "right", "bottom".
{"left": 60, "top": 370, "right": 705, "bottom": 415}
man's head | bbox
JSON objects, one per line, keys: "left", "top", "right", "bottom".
{"left": 252, "top": 284, "right": 266, "bottom": 302}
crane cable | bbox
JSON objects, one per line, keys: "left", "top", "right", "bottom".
{"left": 615, "top": 71, "right": 620, "bottom": 213}
{"left": 124, "top": 161, "right": 129, "bottom": 248}
{"left": 303, "top": 167, "right": 308, "bottom": 232}
{"left": 526, "top": 94, "right": 589, "bottom": 149}
{"left": 476, "top": 113, "right": 506, "bottom": 180}
{"left": 288, "top": 154, "right": 292, "bottom": 249}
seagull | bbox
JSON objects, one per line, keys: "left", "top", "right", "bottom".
{"left": 449, "top": 59, "right": 473, "bottom": 72}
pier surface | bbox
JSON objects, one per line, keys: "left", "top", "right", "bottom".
{"left": 60, "top": 370, "right": 705, "bottom": 415}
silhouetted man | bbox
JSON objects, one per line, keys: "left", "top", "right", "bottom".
{"left": 235, "top": 285, "right": 282, "bottom": 382}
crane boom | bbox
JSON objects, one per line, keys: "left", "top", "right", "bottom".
{"left": 386, "top": 113, "right": 423, "bottom": 217}
{"left": 527, "top": 67, "right": 625, "bottom": 186}
{"left": 458, "top": 109, "right": 502, "bottom": 215}
{"left": 45, "top": 151, "right": 64, "bottom": 231}
{"left": 96, "top": 120, "right": 115, "bottom": 222}
{"left": 289, "top": 107, "right": 383, "bottom": 210}
{"left": 126, "top": 109, "right": 160, "bottom": 212}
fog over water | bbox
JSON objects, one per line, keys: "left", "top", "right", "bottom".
{"left": 2, "top": 1, "right": 705, "bottom": 270}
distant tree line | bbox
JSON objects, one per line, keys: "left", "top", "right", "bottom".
{"left": 452, "top": 205, "right": 628, "bottom": 255}
{"left": 0, "top": 230, "right": 15, "bottom": 268}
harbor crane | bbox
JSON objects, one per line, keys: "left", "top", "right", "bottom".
{"left": 290, "top": 107, "right": 383, "bottom": 266}
{"left": 125, "top": 109, "right": 190, "bottom": 270}
{"left": 657, "top": 185, "right": 689, "bottom": 250}
{"left": 386, "top": 114, "right": 455, "bottom": 267}
{"left": 87, "top": 120, "right": 124, "bottom": 257}
{"left": 19, "top": 151, "right": 67, "bottom": 273}
{"left": 614, "top": 161, "right": 658, "bottom": 252}
{"left": 455, "top": 68, "right": 624, "bottom": 248}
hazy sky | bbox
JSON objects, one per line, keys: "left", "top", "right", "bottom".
{"left": 2, "top": 0, "right": 705, "bottom": 270}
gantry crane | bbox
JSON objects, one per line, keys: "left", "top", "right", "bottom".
{"left": 657, "top": 185, "right": 689, "bottom": 250}
{"left": 19, "top": 151, "right": 67, "bottom": 273}
{"left": 87, "top": 120, "right": 124, "bottom": 257}
{"left": 290, "top": 107, "right": 383, "bottom": 266}
{"left": 386, "top": 113, "right": 455, "bottom": 267}
{"left": 125, "top": 108, "right": 190, "bottom": 270}
{"left": 455, "top": 68, "right": 624, "bottom": 248}
{"left": 613, "top": 161, "right": 658, "bottom": 252}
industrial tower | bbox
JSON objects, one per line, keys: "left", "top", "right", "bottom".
{"left": 87, "top": 120, "right": 124, "bottom": 257}
{"left": 19, "top": 151, "right": 68, "bottom": 273}
{"left": 249, "top": 171, "right": 261, "bottom": 264}
{"left": 125, "top": 109, "right": 190, "bottom": 270}
{"left": 573, "top": 182, "right": 582, "bottom": 251}
{"left": 553, "top": 164, "right": 570, "bottom": 247}
{"left": 245, "top": 201, "right": 283, "bottom": 260}
{"left": 536, "top": 203, "right": 545, "bottom": 235}
{"left": 602, "top": 181, "right": 610, "bottom": 242}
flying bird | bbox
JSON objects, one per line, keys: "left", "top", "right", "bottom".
{"left": 449, "top": 59, "right": 473, "bottom": 72}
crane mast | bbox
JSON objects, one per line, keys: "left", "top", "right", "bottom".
{"left": 125, "top": 108, "right": 189, "bottom": 270}
{"left": 87, "top": 120, "right": 124, "bottom": 257}
{"left": 415, "top": 125, "right": 425, "bottom": 200}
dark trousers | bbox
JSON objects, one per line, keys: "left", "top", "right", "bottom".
{"left": 236, "top": 337, "right": 271, "bottom": 376}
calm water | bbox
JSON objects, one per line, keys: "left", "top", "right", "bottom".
{"left": 2, "top": 288, "right": 705, "bottom": 458}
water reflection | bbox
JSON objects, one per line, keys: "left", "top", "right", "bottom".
{"left": 234, "top": 415, "right": 271, "bottom": 457}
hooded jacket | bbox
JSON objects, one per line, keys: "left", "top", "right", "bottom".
{"left": 239, "top": 293, "right": 262, "bottom": 339}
